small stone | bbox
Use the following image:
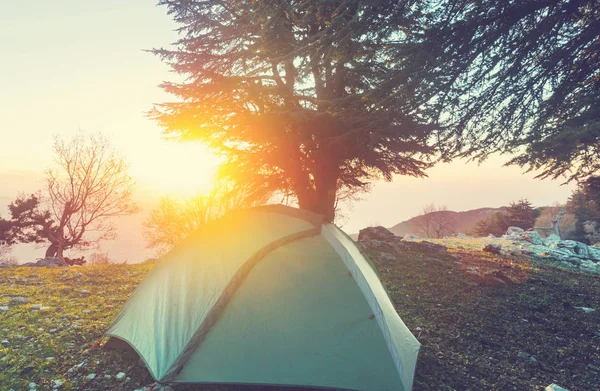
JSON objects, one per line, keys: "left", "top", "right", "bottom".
{"left": 545, "top": 385, "right": 569, "bottom": 391}
{"left": 30, "top": 304, "right": 42, "bottom": 311}
{"left": 1, "top": 339, "right": 9, "bottom": 347}
{"left": 85, "top": 373, "right": 96, "bottom": 381}
{"left": 529, "top": 356, "right": 537, "bottom": 363}
{"left": 104, "top": 374, "right": 112, "bottom": 379}
{"left": 115, "top": 371, "right": 126, "bottom": 380}
{"left": 10, "top": 297, "right": 31, "bottom": 305}
{"left": 45, "top": 357, "right": 55, "bottom": 361}
{"left": 52, "top": 379, "right": 64, "bottom": 388}
{"left": 79, "top": 289, "right": 91, "bottom": 295}
{"left": 415, "top": 327, "right": 422, "bottom": 331}
{"left": 29, "top": 382, "right": 36, "bottom": 390}
{"left": 586, "top": 363, "right": 599, "bottom": 371}
{"left": 517, "top": 351, "right": 529, "bottom": 360}
{"left": 575, "top": 307, "right": 595, "bottom": 313}
{"left": 49, "top": 328, "right": 58, "bottom": 333}
{"left": 0, "top": 306, "right": 8, "bottom": 312}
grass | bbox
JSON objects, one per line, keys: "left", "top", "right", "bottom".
{"left": 1, "top": 238, "right": 599, "bottom": 390}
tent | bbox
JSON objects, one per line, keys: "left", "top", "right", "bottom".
{"left": 105, "top": 205, "right": 420, "bottom": 390}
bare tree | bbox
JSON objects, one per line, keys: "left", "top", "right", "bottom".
{"left": 411, "top": 203, "right": 436, "bottom": 238}
{"left": 88, "top": 252, "right": 112, "bottom": 265}
{"left": 412, "top": 203, "right": 456, "bottom": 238}
{"left": 10, "top": 133, "right": 138, "bottom": 258}
{"left": 534, "top": 203, "right": 576, "bottom": 239}
{"left": 0, "top": 244, "right": 17, "bottom": 265}
{"left": 430, "top": 205, "right": 457, "bottom": 239}
{"left": 143, "top": 182, "right": 265, "bottom": 256}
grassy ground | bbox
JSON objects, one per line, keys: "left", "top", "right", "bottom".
{"left": 1, "top": 239, "right": 599, "bottom": 391}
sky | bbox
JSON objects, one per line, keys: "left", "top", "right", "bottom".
{"left": 0, "top": 1, "right": 576, "bottom": 262}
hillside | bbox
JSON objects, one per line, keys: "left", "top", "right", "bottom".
{"left": 388, "top": 207, "right": 504, "bottom": 237}
{"left": 1, "top": 237, "right": 599, "bottom": 390}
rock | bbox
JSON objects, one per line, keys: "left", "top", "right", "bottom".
{"left": 52, "top": 379, "right": 64, "bottom": 388}
{"left": 587, "top": 246, "right": 600, "bottom": 261}
{"left": 115, "top": 372, "right": 126, "bottom": 380}
{"left": 35, "top": 257, "right": 68, "bottom": 267}
{"left": 358, "top": 226, "right": 396, "bottom": 242}
{"left": 9, "top": 297, "right": 31, "bottom": 305}
{"left": 455, "top": 232, "right": 472, "bottom": 239}
{"left": 85, "top": 373, "right": 96, "bottom": 381}
{"left": 529, "top": 356, "right": 538, "bottom": 363}
{"left": 487, "top": 234, "right": 496, "bottom": 239}
{"left": 545, "top": 385, "right": 569, "bottom": 391}
{"left": 580, "top": 260, "right": 600, "bottom": 272}
{"left": 517, "top": 351, "right": 529, "bottom": 360}
{"left": 49, "top": 328, "right": 58, "bottom": 333}
{"left": 575, "top": 306, "right": 595, "bottom": 313}
{"left": 45, "top": 357, "right": 55, "bottom": 361}
{"left": 79, "top": 289, "right": 91, "bottom": 295}
{"left": 29, "top": 382, "right": 36, "bottom": 390}
{"left": 30, "top": 304, "right": 42, "bottom": 311}
{"left": 506, "top": 226, "right": 525, "bottom": 235}
{"left": 1, "top": 339, "right": 9, "bottom": 347}
{"left": 483, "top": 244, "right": 502, "bottom": 255}
{"left": 377, "top": 252, "right": 396, "bottom": 262}
{"left": 519, "top": 230, "right": 544, "bottom": 245}
{"left": 544, "top": 234, "right": 561, "bottom": 247}
{"left": 0, "top": 306, "right": 8, "bottom": 312}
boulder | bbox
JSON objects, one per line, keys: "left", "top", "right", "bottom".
{"left": 519, "top": 230, "right": 544, "bottom": 245}
{"left": 545, "top": 384, "right": 569, "bottom": 391}
{"left": 587, "top": 245, "right": 600, "bottom": 261}
{"left": 544, "top": 234, "right": 561, "bottom": 247}
{"left": 483, "top": 244, "right": 502, "bottom": 255}
{"left": 358, "top": 226, "right": 396, "bottom": 242}
{"left": 36, "top": 257, "right": 68, "bottom": 267}
{"left": 506, "top": 226, "right": 525, "bottom": 235}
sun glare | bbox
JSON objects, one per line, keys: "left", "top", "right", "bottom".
{"left": 127, "top": 139, "right": 221, "bottom": 199}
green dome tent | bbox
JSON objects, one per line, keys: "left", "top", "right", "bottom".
{"left": 105, "top": 205, "right": 420, "bottom": 390}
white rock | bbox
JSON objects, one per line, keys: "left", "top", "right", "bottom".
{"left": 30, "top": 304, "right": 42, "bottom": 311}
{"left": 29, "top": 382, "right": 36, "bottom": 390}
{"left": 80, "top": 289, "right": 91, "bottom": 295}
{"left": 49, "top": 328, "right": 58, "bottom": 333}
{"left": 45, "top": 357, "right": 55, "bottom": 361}
{"left": 52, "top": 379, "right": 64, "bottom": 388}
{"left": 85, "top": 373, "right": 96, "bottom": 381}
{"left": 0, "top": 306, "right": 8, "bottom": 312}
{"left": 545, "top": 385, "right": 569, "bottom": 391}
{"left": 506, "top": 226, "right": 524, "bottom": 235}
{"left": 115, "top": 371, "right": 126, "bottom": 380}
{"left": 575, "top": 307, "right": 595, "bottom": 313}
{"left": 1, "top": 339, "right": 9, "bottom": 347}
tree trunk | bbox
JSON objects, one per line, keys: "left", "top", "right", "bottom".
{"left": 45, "top": 244, "right": 58, "bottom": 258}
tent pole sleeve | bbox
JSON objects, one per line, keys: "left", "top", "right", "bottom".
{"left": 161, "top": 225, "right": 322, "bottom": 382}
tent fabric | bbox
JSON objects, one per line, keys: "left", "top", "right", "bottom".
{"left": 105, "top": 205, "right": 419, "bottom": 391}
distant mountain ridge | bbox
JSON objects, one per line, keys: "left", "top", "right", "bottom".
{"left": 388, "top": 207, "right": 505, "bottom": 237}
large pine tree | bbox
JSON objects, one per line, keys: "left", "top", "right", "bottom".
{"left": 424, "top": 0, "right": 599, "bottom": 181}
{"left": 151, "top": 0, "right": 444, "bottom": 221}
